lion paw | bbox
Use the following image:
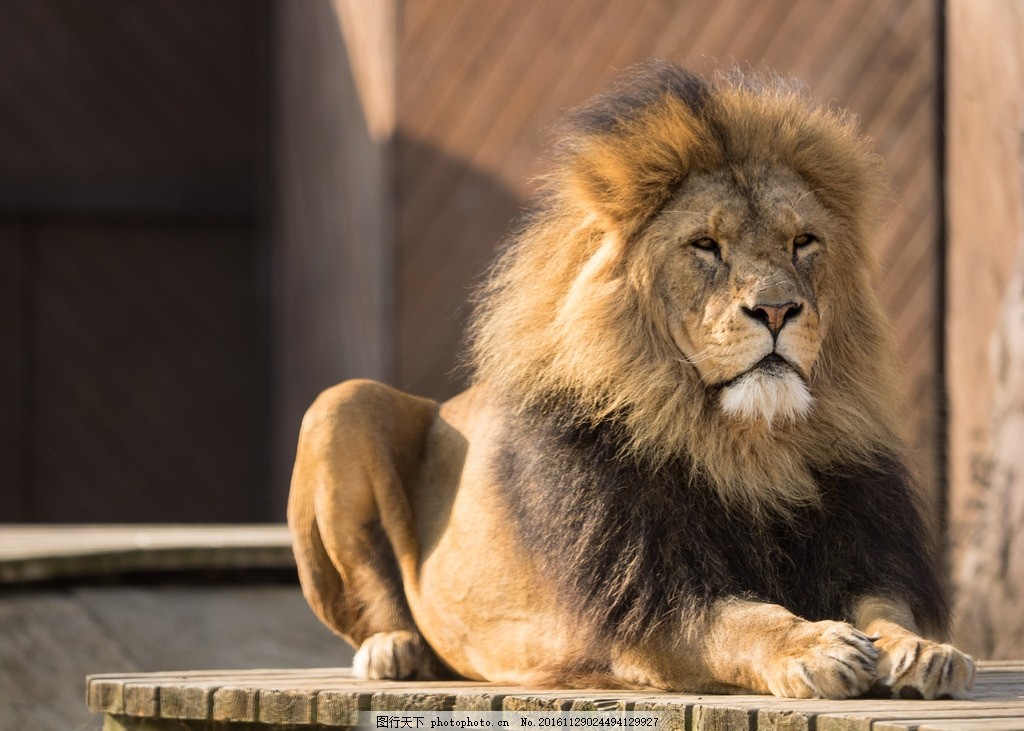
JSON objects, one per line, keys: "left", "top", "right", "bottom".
{"left": 765, "top": 621, "right": 878, "bottom": 699}
{"left": 870, "top": 635, "right": 975, "bottom": 699}
{"left": 354, "top": 630, "right": 429, "bottom": 680}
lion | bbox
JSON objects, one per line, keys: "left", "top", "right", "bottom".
{"left": 288, "top": 61, "right": 975, "bottom": 699}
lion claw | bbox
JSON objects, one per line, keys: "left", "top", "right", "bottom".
{"left": 872, "top": 635, "right": 975, "bottom": 700}
{"left": 766, "top": 621, "right": 878, "bottom": 699}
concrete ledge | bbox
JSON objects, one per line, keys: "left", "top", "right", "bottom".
{"left": 87, "top": 663, "right": 1024, "bottom": 730}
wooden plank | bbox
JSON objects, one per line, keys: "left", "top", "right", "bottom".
{"left": 316, "top": 687, "right": 372, "bottom": 726}
{"left": 122, "top": 681, "right": 160, "bottom": 718}
{"left": 915, "top": 722, "right": 1024, "bottom": 731}
{"left": 316, "top": 682, "right": 527, "bottom": 723}
{"left": 211, "top": 687, "right": 257, "bottom": 723}
{"left": 452, "top": 689, "right": 516, "bottom": 712}
{"left": 567, "top": 698, "right": 632, "bottom": 711}
{"left": 820, "top": 705, "right": 1024, "bottom": 730}
{"left": 257, "top": 688, "right": 317, "bottom": 724}
{"left": 758, "top": 707, "right": 811, "bottom": 731}
{"left": 102, "top": 717, "right": 201, "bottom": 731}
{"left": 502, "top": 696, "right": 573, "bottom": 712}
{"left": 370, "top": 690, "right": 457, "bottom": 712}
{"left": 212, "top": 670, "right": 362, "bottom": 722}
{"left": 155, "top": 670, "right": 343, "bottom": 721}
{"left": 862, "top": 709, "right": 1024, "bottom": 731}
{"left": 90, "top": 677, "right": 126, "bottom": 715}
{"left": 633, "top": 700, "right": 691, "bottom": 730}
{"left": 210, "top": 671, "right": 350, "bottom": 723}
{"left": 121, "top": 669, "right": 347, "bottom": 721}
{"left": 693, "top": 704, "right": 754, "bottom": 731}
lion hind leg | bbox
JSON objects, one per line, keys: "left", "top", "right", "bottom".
{"left": 287, "top": 496, "right": 355, "bottom": 641}
{"left": 288, "top": 379, "right": 451, "bottom": 680}
{"left": 355, "top": 630, "right": 443, "bottom": 680}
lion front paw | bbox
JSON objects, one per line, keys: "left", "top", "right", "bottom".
{"left": 354, "top": 630, "right": 430, "bottom": 680}
{"left": 764, "top": 620, "right": 879, "bottom": 699}
{"left": 870, "top": 634, "right": 975, "bottom": 699}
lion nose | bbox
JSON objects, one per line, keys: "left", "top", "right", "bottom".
{"left": 743, "top": 302, "right": 802, "bottom": 337}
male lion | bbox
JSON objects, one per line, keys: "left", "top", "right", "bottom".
{"left": 288, "top": 61, "right": 975, "bottom": 699}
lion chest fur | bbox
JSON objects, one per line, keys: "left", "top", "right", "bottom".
{"left": 489, "top": 396, "right": 948, "bottom": 646}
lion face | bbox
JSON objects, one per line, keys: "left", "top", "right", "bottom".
{"left": 640, "top": 165, "right": 835, "bottom": 424}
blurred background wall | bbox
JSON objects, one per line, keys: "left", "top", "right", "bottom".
{"left": 0, "top": 2, "right": 273, "bottom": 522}
{"left": 0, "top": 0, "right": 1020, "bottom": 658}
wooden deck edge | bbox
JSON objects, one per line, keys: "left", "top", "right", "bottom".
{"left": 85, "top": 664, "right": 1024, "bottom": 729}
{"left": 0, "top": 525, "right": 294, "bottom": 583}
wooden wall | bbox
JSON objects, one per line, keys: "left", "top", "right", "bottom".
{"left": 0, "top": 1, "right": 273, "bottom": 522}
{"left": 269, "top": 0, "right": 395, "bottom": 499}
{"left": 947, "top": 0, "right": 1024, "bottom": 659}
{"left": 394, "top": 0, "right": 945, "bottom": 505}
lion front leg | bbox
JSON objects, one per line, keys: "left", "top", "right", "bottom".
{"left": 695, "top": 599, "right": 879, "bottom": 698}
{"left": 287, "top": 379, "right": 451, "bottom": 680}
{"left": 853, "top": 597, "right": 975, "bottom": 699}
{"left": 612, "top": 599, "right": 879, "bottom": 697}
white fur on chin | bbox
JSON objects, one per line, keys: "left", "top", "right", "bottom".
{"left": 719, "top": 368, "right": 813, "bottom": 424}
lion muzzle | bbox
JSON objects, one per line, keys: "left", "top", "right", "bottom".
{"left": 719, "top": 360, "right": 813, "bottom": 424}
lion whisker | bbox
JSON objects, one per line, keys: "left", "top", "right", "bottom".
{"left": 661, "top": 208, "right": 705, "bottom": 217}
{"left": 789, "top": 187, "right": 825, "bottom": 209}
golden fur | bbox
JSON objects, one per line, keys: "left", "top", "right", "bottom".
{"left": 288, "top": 62, "right": 974, "bottom": 699}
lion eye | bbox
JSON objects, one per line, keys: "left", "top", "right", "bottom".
{"left": 793, "top": 233, "right": 819, "bottom": 258}
{"left": 690, "top": 236, "right": 722, "bottom": 260}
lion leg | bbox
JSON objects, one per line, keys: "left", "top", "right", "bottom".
{"left": 683, "top": 599, "right": 880, "bottom": 698}
{"left": 852, "top": 596, "right": 975, "bottom": 699}
{"left": 287, "top": 379, "right": 450, "bottom": 680}
{"left": 612, "top": 599, "right": 880, "bottom": 697}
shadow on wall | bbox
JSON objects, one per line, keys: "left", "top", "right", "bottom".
{"left": 394, "top": 133, "right": 527, "bottom": 403}
{"left": 270, "top": 0, "right": 526, "bottom": 501}
{"left": 272, "top": 129, "right": 524, "bottom": 507}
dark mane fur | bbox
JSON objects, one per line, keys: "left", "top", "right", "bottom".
{"left": 495, "top": 396, "right": 949, "bottom": 644}
{"left": 564, "top": 60, "right": 709, "bottom": 136}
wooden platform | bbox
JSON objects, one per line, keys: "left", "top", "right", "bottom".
{"left": 0, "top": 524, "right": 293, "bottom": 583}
{"left": 88, "top": 663, "right": 1024, "bottom": 730}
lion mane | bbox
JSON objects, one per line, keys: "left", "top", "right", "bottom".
{"left": 468, "top": 61, "right": 947, "bottom": 643}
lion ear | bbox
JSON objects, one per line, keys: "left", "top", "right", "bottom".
{"left": 562, "top": 96, "right": 708, "bottom": 234}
